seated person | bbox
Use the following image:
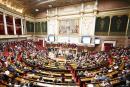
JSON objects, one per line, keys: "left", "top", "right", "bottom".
{"left": 78, "top": 71, "right": 84, "bottom": 77}
{"left": 84, "top": 70, "right": 95, "bottom": 77}
{"left": 94, "top": 73, "right": 108, "bottom": 81}
{"left": 101, "top": 80, "right": 112, "bottom": 87}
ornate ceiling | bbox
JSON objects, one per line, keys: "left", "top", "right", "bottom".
{"left": 0, "top": 0, "right": 95, "bottom": 15}
{"left": 0, "top": 0, "right": 130, "bottom": 17}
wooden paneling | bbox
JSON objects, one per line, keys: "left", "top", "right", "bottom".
{"left": 98, "top": 0, "right": 130, "bottom": 11}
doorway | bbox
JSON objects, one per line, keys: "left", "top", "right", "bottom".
{"left": 104, "top": 43, "right": 113, "bottom": 52}
{"left": 101, "top": 41, "right": 116, "bottom": 51}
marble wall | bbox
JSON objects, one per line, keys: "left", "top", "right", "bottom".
{"left": 46, "top": 1, "right": 97, "bottom": 43}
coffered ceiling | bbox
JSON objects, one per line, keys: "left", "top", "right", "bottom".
{"left": 0, "top": 0, "right": 130, "bottom": 17}
{"left": 0, "top": 0, "right": 95, "bottom": 16}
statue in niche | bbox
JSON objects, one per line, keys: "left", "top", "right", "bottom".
{"left": 116, "top": 17, "right": 121, "bottom": 31}
{"left": 59, "top": 25, "right": 67, "bottom": 34}
{"left": 100, "top": 18, "right": 104, "bottom": 31}
{"left": 59, "top": 26, "right": 62, "bottom": 34}
{"left": 67, "top": 26, "right": 70, "bottom": 34}
{"left": 74, "top": 25, "right": 79, "bottom": 33}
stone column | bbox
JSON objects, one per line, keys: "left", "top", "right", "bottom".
{"left": 3, "top": 13, "right": 8, "bottom": 35}
{"left": 21, "top": 19, "right": 24, "bottom": 35}
{"left": 13, "top": 16, "right": 16, "bottom": 35}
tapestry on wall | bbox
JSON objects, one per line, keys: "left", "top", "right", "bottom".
{"left": 16, "top": 27, "right": 22, "bottom": 35}
{"left": 26, "top": 21, "right": 34, "bottom": 32}
{"left": 41, "top": 22, "right": 47, "bottom": 33}
{"left": 59, "top": 19, "right": 79, "bottom": 35}
{"left": 35, "top": 22, "right": 41, "bottom": 32}
{"left": 110, "top": 15, "right": 128, "bottom": 33}
{"left": 30, "top": 22, "right": 34, "bottom": 32}
{"left": 0, "top": 24, "right": 5, "bottom": 35}
{"left": 95, "top": 16, "right": 110, "bottom": 33}
{"left": 0, "top": 14, "right": 5, "bottom": 35}
{"left": 26, "top": 21, "right": 30, "bottom": 32}
{"left": 7, "top": 26, "right": 14, "bottom": 35}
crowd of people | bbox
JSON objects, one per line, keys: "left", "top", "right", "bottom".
{"left": 0, "top": 39, "right": 130, "bottom": 87}
{"left": 0, "top": 40, "right": 72, "bottom": 87}
{"left": 75, "top": 47, "right": 130, "bottom": 87}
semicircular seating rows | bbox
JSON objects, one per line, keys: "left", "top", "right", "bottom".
{"left": 0, "top": 40, "right": 130, "bottom": 87}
